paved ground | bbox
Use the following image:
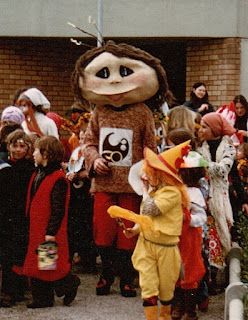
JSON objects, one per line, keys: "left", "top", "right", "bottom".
{"left": 1, "top": 265, "right": 225, "bottom": 320}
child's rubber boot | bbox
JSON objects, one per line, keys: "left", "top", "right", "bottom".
{"left": 96, "top": 274, "right": 115, "bottom": 295}
{"left": 197, "top": 297, "right": 209, "bottom": 313}
{"left": 183, "top": 290, "right": 198, "bottom": 320}
{"left": 171, "top": 303, "right": 183, "bottom": 320}
{"left": 171, "top": 287, "right": 184, "bottom": 320}
{"left": 1, "top": 294, "right": 15, "bottom": 308}
{"left": 159, "top": 304, "right": 171, "bottom": 320}
{"left": 63, "top": 274, "right": 81, "bottom": 306}
{"left": 144, "top": 306, "right": 158, "bottom": 320}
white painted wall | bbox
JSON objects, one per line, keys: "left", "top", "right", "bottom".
{"left": 1, "top": 0, "right": 248, "bottom": 38}
{"left": 240, "top": 39, "right": 248, "bottom": 96}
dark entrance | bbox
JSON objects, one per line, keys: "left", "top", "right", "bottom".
{"left": 143, "top": 41, "right": 187, "bottom": 105}
{"left": 117, "top": 38, "right": 187, "bottom": 105}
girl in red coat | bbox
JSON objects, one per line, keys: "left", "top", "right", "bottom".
{"left": 22, "top": 135, "right": 80, "bottom": 308}
{"left": 172, "top": 151, "right": 208, "bottom": 320}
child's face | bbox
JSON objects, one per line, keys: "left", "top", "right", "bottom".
{"left": 33, "top": 147, "right": 46, "bottom": 167}
{"left": 236, "top": 147, "right": 245, "bottom": 160}
{"left": 9, "top": 140, "right": 28, "bottom": 160}
{"left": 18, "top": 101, "right": 29, "bottom": 116}
{"left": 79, "top": 130, "right": 85, "bottom": 145}
{"left": 0, "top": 121, "right": 5, "bottom": 131}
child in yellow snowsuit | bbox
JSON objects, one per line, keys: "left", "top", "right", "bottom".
{"left": 125, "top": 141, "right": 190, "bottom": 320}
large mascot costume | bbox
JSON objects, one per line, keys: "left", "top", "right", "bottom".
{"left": 72, "top": 40, "right": 171, "bottom": 297}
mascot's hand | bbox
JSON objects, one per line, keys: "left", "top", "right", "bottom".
{"left": 94, "top": 158, "right": 111, "bottom": 175}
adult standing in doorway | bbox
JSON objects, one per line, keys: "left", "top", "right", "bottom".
{"left": 183, "top": 82, "right": 214, "bottom": 116}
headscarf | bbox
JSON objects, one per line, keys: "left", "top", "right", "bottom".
{"left": 202, "top": 112, "right": 236, "bottom": 136}
{"left": 16, "top": 88, "right": 51, "bottom": 137}
{"left": 20, "top": 88, "right": 50, "bottom": 109}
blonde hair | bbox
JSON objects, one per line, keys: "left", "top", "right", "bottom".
{"left": 143, "top": 160, "right": 190, "bottom": 209}
{"left": 167, "top": 106, "right": 196, "bottom": 134}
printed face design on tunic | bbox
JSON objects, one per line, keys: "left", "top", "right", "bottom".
{"left": 99, "top": 127, "right": 133, "bottom": 166}
{"left": 79, "top": 52, "right": 159, "bottom": 107}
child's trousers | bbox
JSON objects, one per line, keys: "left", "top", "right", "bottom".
{"left": 30, "top": 272, "right": 80, "bottom": 306}
{"left": 132, "top": 236, "right": 181, "bottom": 302}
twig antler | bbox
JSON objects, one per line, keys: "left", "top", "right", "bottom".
{"left": 88, "top": 16, "right": 105, "bottom": 46}
{"left": 70, "top": 38, "right": 94, "bottom": 48}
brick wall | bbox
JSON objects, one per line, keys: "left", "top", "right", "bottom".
{"left": 0, "top": 37, "right": 88, "bottom": 117}
{"left": 186, "top": 37, "right": 241, "bottom": 108}
{"left": 0, "top": 37, "right": 242, "bottom": 118}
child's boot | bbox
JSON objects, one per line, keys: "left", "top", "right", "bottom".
{"left": 144, "top": 306, "right": 158, "bottom": 320}
{"left": 196, "top": 280, "right": 209, "bottom": 312}
{"left": 159, "top": 304, "right": 171, "bottom": 320}
{"left": 54, "top": 273, "right": 81, "bottom": 306}
{"left": 143, "top": 296, "right": 158, "bottom": 320}
{"left": 171, "top": 287, "right": 184, "bottom": 320}
{"left": 27, "top": 279, "right": 54, "bottom": 309}
{"left": 96, "top": 246, "right": 115, "bottom": 295}
{"left": 118, "top": 249, "right": 136, "bottom": 297}
{"left": 182, "top": 289, "right": 198, "bottom": 320}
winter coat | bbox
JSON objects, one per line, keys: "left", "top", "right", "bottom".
{"left": 183, "top": 100, "right": 214, "bottom": 116}
{"left": 7, "top": 158, "right": 34, "bottom": 267}
{"left": 0, "top": 160, "right": 12, "bottom": 265}
{"left": 22, "top": 169, "right": 71, "bottom": 281}
{"left": 197, "top": 136, "right": 236, "bottom": 251}
{"left": 179, "top": 187, "right": 206, "bottom": 288}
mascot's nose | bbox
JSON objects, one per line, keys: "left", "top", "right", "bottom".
{"left": 109, "top": 73, "right": 122, "bottom": 84}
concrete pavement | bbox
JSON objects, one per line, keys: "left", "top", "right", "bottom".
{"left": 0, "top": 269, "right": 225, "bottom": 320}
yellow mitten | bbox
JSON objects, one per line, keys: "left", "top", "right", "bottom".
{"left": 107, "top": 205, "right": 154, "bottom": 231}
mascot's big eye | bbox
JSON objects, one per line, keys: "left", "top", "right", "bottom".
{"left": 120, "top": 65, "right": 133, "bottom": 77}
{"left": 96, "top": 67, "right": 110, "bottom": 79}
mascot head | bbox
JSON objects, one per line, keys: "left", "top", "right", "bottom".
{"left": 72, "top": 41, "right": 169, "bottom": 109}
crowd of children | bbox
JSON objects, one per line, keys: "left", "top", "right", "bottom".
{"left": 0, "top": 90, "right": 86, "bottom": 309}
{"left": 0, "top": 42, "right": 248, "bottom": 320}
{"left": 0, "top": 95, "right": 247, "bottom": 317}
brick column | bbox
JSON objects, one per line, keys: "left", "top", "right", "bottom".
{"left": 186, "top": 38, "right": 241, "bottom": 108}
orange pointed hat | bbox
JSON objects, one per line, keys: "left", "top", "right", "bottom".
{"left": 143, "top": 140, "right": 191, "bottom": 182}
